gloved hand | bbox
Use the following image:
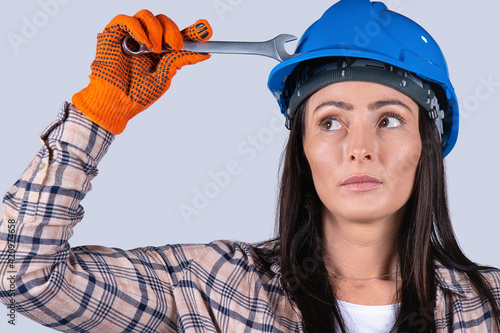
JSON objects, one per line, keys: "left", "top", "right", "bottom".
{"left": 72, "top": 10, "right": 212, "bottom": 134}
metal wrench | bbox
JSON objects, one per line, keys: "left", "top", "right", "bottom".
{"left": 122, "top": 34, "right": 297, "bottom": 62}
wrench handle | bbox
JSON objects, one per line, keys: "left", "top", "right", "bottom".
{"left": 183, "top": 40, "right": 273, "bottom": 58}
{"left": 122, "top": 35, "right": 295, "bottom": 62}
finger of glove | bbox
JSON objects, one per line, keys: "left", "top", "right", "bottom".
{"left": 155, "top": 51, "right": 210, "bottom": 86}
{"left": 105, "top": 13, "right": 153, "bottom": 51}
{"left": 181, "top": 19, "right": 213, "bottom": 42}
{"left": 156, "top": 14, "right": 184, "bottom": 50}
{"left": 133, "top": 9, "right": 164, "bottom": 53}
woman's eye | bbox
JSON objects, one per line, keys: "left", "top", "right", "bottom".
{"left": 379, "top": 116, "right": 402, "bottom": 128}
{"left": 321, "top": 119, "right": 343, "bottom": 131}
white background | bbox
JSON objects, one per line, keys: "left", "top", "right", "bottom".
{"left": 1, "top": 0, "right": 499, "bottom": 331}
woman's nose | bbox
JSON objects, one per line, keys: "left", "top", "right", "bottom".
{"left": 345, "top": 125, "right": 376, "bottom": 162}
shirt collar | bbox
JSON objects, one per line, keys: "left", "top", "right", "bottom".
{"left": 434, "top": 260, "right": 474, "bottom": 297}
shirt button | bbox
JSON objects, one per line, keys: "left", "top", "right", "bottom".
{"left": 39, "top": 163, "right": 46, "bottom": 171}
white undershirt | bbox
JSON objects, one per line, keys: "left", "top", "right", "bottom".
{"left": 333, "top": 300, "right": 400, "bottom": 332}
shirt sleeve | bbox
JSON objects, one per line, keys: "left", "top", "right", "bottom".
{"left": 0, "top": 103, "right": 202, "bottom": 332}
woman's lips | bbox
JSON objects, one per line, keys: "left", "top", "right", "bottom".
{"left": 341, "top": 175, "right": 382, "bottom": 191}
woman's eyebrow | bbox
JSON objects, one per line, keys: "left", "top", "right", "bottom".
{"left": 313, "top": 100, "right": 354, "bottom": 114}
{"left": 313, "top": 99, "right": 413, "bottom": 115}
{"left": 368, "top": 99, "right": 413, "bottom": 113}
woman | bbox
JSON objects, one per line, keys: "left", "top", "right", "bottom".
{"left": 268, "top": 1, "right": 500, "bottom": 330}
{"left": 1, "top": 1, "right": 499, "bottom": 332}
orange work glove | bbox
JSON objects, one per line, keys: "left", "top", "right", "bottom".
{"left": 72, "top": 10, "right": 212, "bottom": 134}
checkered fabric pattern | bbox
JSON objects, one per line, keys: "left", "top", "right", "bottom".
{"left": 0, "top": 102, "right": 499, "bottom": 332}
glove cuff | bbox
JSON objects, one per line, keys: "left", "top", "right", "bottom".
{"left": 72, "top": 76, "right": 144, "bottom": 134}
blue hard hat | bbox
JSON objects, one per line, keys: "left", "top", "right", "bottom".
{"left": 268, "top": 0, "right": 459, "bottom": 157}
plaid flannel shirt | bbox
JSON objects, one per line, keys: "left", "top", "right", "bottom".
{"left": 0, "top": 103, "right": 499, "bottom": 332}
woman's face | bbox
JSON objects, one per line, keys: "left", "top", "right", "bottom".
{"left": 303, "top": 81, "right": 422, "bottom": 224}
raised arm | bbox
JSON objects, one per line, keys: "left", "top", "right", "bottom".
{"left": 0, "top": 10, "right": 213, "bottom": 332}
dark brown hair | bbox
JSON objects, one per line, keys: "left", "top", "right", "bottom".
{"left": 274, "top": 100, "right": 500, "bottom": 332}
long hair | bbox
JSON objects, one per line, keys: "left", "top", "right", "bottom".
{"left": 275, "top": 100, "right": 500, "bottom": 332}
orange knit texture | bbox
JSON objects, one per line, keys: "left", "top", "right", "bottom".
{"left": 72, "top": 10, "right": 212, "bottom": 134}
